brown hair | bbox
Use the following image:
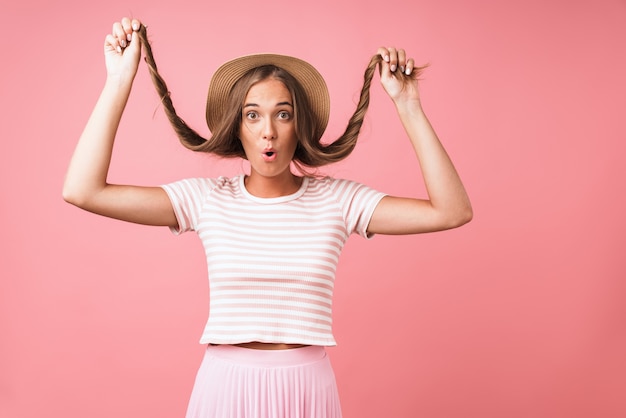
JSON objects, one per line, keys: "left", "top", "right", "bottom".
{"left": 137, "top": 25, "right": 425, "bottom": 168}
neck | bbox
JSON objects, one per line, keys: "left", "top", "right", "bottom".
{"left": 244, "top": 170, "right": 302, "bottom": 198}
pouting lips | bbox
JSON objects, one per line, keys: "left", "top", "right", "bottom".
{"left": 262, "top": 151, "right": 277, "bottom": 162}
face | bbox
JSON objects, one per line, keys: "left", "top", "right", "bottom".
{"left": 239, "top": 78, "right": 298, "bottom": 180}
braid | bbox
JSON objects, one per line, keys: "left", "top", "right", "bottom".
{"left": 318, "top": 55, "right": 382, "bottom": 163}
{"left": 297, "top": 55, "right": 426, "bottom": 167}
{"left": 137, "top": 25, "right": 208, "bottom": 149}
{"left": 136, "top": 24, "right": 426, "bottom": 168}
{"left": 317, "top": 55, "right": 427, "bottom": 164}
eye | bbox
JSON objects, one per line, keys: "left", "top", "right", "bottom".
{"left": 245, "top": 111, "right": 259, "bottom": 120}
{"left": 277, "top": 111, "right": 292, "bottom": 120}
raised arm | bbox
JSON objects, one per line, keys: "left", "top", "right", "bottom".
{"left": 62, "top": 18, "right": 177, "bottom": 227}
{"left": 367, "top": 47, "right": 472, "bottom": 235}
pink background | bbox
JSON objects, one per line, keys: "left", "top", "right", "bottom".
{"left": 2, "top": 0, "right": 625, "bottom": 417}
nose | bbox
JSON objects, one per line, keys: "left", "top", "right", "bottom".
{"left": 261, "top": 118, "right": 276, "bottom": 140}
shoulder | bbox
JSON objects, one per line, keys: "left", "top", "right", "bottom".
{"left": 161, "top": 175, "right": 244, "bottom": 203}
{"left": 303, "top": 176, "right": 384, "bottom": 209}
{"left": 307, "top": 176, "right": 376, "bottom": 195}
{"left": 305, "top": 175, "right": 355, "bottom": 190}
{"left": 163, "top": 175, "right": 239, "bottom": 191}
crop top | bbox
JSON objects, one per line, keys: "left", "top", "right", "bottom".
{"left": 161, "top": 174, "right": 386, "bottom": 346}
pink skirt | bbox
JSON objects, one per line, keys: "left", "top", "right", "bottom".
{"left": 185, "top": 345, "right": 342, "bottom": 418}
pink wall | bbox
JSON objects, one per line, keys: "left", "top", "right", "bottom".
{"left": 2, "top": 0, "right": 625, "bottom": 417}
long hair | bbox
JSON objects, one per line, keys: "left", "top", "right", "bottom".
{"left": 137, "top": 25, "right": 425, "bottom": 168}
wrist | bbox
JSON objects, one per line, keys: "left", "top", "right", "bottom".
{"left": 394, "top": 97, "right": 424, "bottom": 117}
{"left": 104, "top": 72, "right": 135, "bottom": 92}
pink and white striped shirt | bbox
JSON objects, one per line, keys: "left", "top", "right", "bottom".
{"left": 162, "top": 174, "right": 385, "bottom": 346}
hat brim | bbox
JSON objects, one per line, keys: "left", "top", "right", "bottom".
{"left": 205, "top": 54, "right": 330, "bottom": 137}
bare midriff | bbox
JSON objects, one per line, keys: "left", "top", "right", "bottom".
{"left": 232, "top": 342, "right": 310, "bottom": 350}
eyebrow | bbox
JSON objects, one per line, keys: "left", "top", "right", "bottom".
{"left": 243, "top": 101, "right": 294, "bottom": 109}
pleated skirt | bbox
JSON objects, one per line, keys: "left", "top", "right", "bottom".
{"left": 185, "top": 345, "right": 342, "bottom": 418}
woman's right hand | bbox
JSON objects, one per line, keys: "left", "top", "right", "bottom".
{"left": 64, "top": 17, "right": 177, "bottom": 228}
{"left": 104, "top": 17, "right": 143, "bottom": 80}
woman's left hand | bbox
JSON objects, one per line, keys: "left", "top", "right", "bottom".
{"left": 376, "top": 47, "right": 421, "bottom": 103}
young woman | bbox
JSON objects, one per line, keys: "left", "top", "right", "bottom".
{"left": 63, "top": 17, "right": 472, "bottom": 418}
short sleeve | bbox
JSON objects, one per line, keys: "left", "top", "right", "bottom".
{"left": 329, "top": 178, "right": 387, "bottom": 239}
{"left": 160, "top": 178, "right": 217, "bottom": 235}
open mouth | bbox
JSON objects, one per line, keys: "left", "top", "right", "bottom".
{"left": 262, "top": 150, "right": 277, "bottom": 162}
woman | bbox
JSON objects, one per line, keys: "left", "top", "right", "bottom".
{"left": 63, "top": 17, "right": 472, "bottom": 418}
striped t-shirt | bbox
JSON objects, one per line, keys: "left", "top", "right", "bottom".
{"left": 161, "top": 174, "right": 386, "bottom": 346}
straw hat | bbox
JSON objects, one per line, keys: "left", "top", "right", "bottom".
{"left": 205, "top": 54, "right": 330, "bottom": 136}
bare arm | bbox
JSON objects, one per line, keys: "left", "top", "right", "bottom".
{"left": 62, "top": 18, "right": 177, "bottom": 227}
{"left": 367, "top": 47, "right": 472, "bottom": 235}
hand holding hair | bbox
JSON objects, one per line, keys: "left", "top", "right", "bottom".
{"left": 103, "top": 17, "right": 143, "bottom": 80}
{"left": 375, "top": 47, "right": 425, "bottom": 103}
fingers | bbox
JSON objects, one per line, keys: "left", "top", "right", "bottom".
{"left": 106, "top": 18, "right": 142, "bottom": 54}
{"left": 377, "top": 47, "right": 415, "bottom": 76}
{"left": 396, "top": 48, "right": 406, "bottom": 72}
